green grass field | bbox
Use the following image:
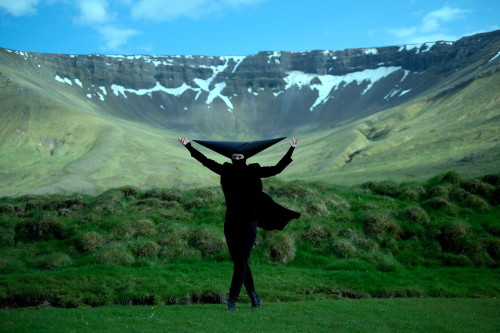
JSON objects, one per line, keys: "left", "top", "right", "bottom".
{"left": 1, "top": 299, "right": 498, "bottom": 333}
{"left": 0, "top": 172, "right": 499, "bottom": 331}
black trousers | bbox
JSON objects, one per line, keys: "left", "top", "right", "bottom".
{"left": 224, "top": 219, "right": 257, "bottom": 300}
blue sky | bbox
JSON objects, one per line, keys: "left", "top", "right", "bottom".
{"left": 0, "top": 0, "right": 498, "bottom": 56}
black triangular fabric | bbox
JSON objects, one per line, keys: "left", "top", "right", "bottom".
{"left": 256, "top": 193, "right": 301, "bottom": 231}
{"left": 193, "top": 137, "right": 286, "bottom": 159}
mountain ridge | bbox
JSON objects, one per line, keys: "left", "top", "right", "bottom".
{"left": 0, "top": 30, "right": 499, "bottom": 195}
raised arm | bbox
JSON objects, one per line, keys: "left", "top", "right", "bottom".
{"left": 257, "top": 138, "right": 299, "bottom": 178}
{"left": 177, "top": 137, "right": 224, "bottom": 175}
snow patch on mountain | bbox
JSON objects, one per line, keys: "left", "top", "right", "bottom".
{"left": 284, "top": 66, "right": 404, "bottom": 111}
{"left": 489, "top": 51, "right": 500, "bottom": 62}
{"left": 55, "top": 75, "right": 73, "bottom": 85}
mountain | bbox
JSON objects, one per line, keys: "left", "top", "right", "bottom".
{"left": 1, "top": 30, "right": 499, "bottom": 196}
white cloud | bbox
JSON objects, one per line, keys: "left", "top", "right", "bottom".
{"left": 388, "top": 6, "right": 471, "bottom": 44}
{"left": 98, "top": 24, "right": 140, "bottom": 50}
{"left": 421, "top": 6, "right": 469, "bottom": 33}
{"left": 75, "top": 0, "right": 113, "bottom": 25}
{"left": 131, "top": 0, "right": 265, "bottom": 22}
{"left": 0, "top": 0, "right": 40, "bottom": 16}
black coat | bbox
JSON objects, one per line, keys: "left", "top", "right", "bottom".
{"left": 185, "top": 143, "right": 300, "bottom": 230}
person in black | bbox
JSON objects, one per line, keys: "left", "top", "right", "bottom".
{"left": 177, "top": 136, "right": 300, "bottom": 310}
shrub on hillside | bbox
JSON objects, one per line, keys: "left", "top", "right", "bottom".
{"left": 305, "top": 199, "right": 330, "bottom": 217}
{"left": 438, "top": 222, "right": 493, "bottom": 266}
{"left": 439, "top": 221, "right": 471, "bottom": 254}
{"left": 185, "top": 197, "right": 206, "bottom": 209}
{"left": 326, "top": 194, "right": 351, "bottom": 212}
{"left": 158, "top": 229, "right": 197, "bottom": 259}
{"left": 463, "top": 194, "right": 489, "bottom": 213}
{"left": 427, "top": 185, "right": 452, "bottom": 199}
{"left": 193, "top": 188, "right": 222, "bottom": 203}
{"left": 160, "top": 244, "right": 199, "bottom": 259}
{"left": 112, "top": 219, "right": 157, "bottom": 239}
{"left": 448, "top": 187, "right": 470, "bottom": 202}
{"left": 24, "top": 196, "right": 87, "bottom": 212}
{"left": 404, "top": 206, "right": 430, "bottom": 225}
{"left": 132, "top": 241, "right": 160, "bottom": 258}
{"left": 269, "top": 183, "right": 315, "bottom": 200}
{"left": 157, "top": 228, "right": 189, "bottom": 246}
{"left": 329, "top": 239, "right": 356, "bottom": 258}
{"left": 304, "top": 225, "right": 332, "bottom": 244}
{"left": 268, "top": 233, "right": 296, "bottom": 264}
{"left": 31, "top": 253, "right": 72, "bottom": 270}
{"left": 120, "top": 186, "right": 139, "bottom": 198}
{"left": 364, "top": 181, "right": 400, "bottom": 198}
{"left": 0, "top": 203, "right": 23, "bottom": 216}
{"left": 79, "top": 231, "right": 105, "bottom": 253}
{"left": 141, "top": 188, "right": 183, "bottom": 203}
{"left": 188, "top": 228, "right": 225, "bottom": 256}
{"left": 423, "top": 197, "right": 457, "bottom": 214}
{"left": 398, "top": 186, "right": 426, "bottom": 201}
{"left": 442, "top": 171, "right": 464, "bottom": 184}
{"left": 362, "top": 213, "right": 401, "bottom": 241}
{"left": 338, "top": 228, "right": 377, "bottom": 251}
{"left": 461, "top": 179, "right": 494, "bottom": 200}
{"left": 92, "top": 204, "right": 118, "bottom": 216}
{"left": 481, "top": 174, "right": 500, "bottom": 186}
{"left": 15, "top": 215, "right": 70, "bottom": 241}
{"left": 96, "top": 244, "right": 135, "bottom": 266}
{"left": 363, "top": 251, "right": 401, "bottom": 272}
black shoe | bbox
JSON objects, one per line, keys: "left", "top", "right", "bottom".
{"left": 249, "top": 291, "right": 261, "bottom": 308}
{"left": 227, "top": 299, "right": 237, "bottom": 311}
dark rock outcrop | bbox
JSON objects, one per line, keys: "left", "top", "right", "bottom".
{"left": 1, "top": 30, "right": 499, "bottom": 138}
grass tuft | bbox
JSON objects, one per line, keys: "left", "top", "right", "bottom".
{"left": 15, "top": 215, "right": 69, "bottom": 241}
{"left": 404, "top": 206, "right": 430, "bottom": 225}
{"left": 96, "top": 243, "right": 135, "bottom": 266}
{"left": 304, "top": 225, "right": 333, "bottom": 244}
{"left": 268, "top": 233, "right": 296, "bottom": 264}
{"left": 112, "top": 219, "right": 157, "bottom": 239}
{"left": 79, "top": 231, "right": 105, "bottom": 253}
{"left": 398, "top": 186, "right": 426, "bottom": 201}
{"left": 188, "top": 228, "right": 225, "bottom": 257}
{"left": 461, "top": 179, "right": 494, "bottom": 201}
{"left": 141, "top": 188, "right": 184, "bottom": 203}
{"left": 441, "top": 171, "right": 464, "bottom": 184}
{"left": 304, "top": 199, "right": 330, "bottom": 217}
{"left": 131, "top": 240, "right": 160, "bottom": 258}
{"left": 439, "top": 221, "right": 471, "bottom": 254}
{"left": 364, "top": 181, "right": 400, "bottom": 198}
{"left": 31, "top": 253, "right": 72, "bottom": 270}
{"left": 463, "top": 194, "right": 489, "bottom": 213}
{"left": 362, "top": 213, "right": 401, "bottom": 241}
{"left": 329, "top": 239, "right": 356, "bottom": 258}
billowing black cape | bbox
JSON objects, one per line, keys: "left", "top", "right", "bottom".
{"left": 185, "top": 142, "right": 300, "bottom": 231}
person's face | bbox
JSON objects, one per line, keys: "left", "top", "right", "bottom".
{"left": 231, "top": 153, "right": 244, "bottom": 160}
{"left": 231, "top": 153, "right": 246, "bottom": 166}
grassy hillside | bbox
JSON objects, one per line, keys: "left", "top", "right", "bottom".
{"left": 0, "top": 173, "right": 498, "bottom": 308}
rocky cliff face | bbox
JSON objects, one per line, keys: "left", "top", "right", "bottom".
{"left": 2, "top": 30, "right": 499, "bottom": 138}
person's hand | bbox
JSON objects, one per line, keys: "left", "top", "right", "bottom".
{"left": 289, "top": 138, "right": 299, "bottom": 147}
{"left": 177, "top": 137, "right": 190, "bottom": 146}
